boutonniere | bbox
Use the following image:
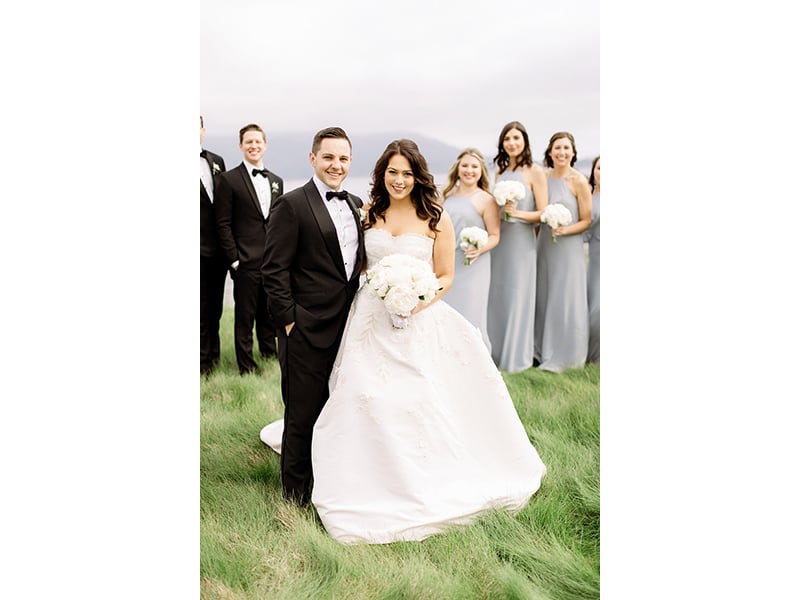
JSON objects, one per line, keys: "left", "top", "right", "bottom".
{"left": 357, "top": 207, "right": 367, "bottom": 223}
{"left": 271, "top": 181, "right": 280, "bottom": 193}
{"left": 212, "top": 162, "right": 221, "bottom": 175}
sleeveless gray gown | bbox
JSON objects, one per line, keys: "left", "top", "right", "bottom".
{"left": 585, "top": 192, "right": 600, "bottom": 363}
{"left": 534, "top": 177, "right": 589, "bottom": 372}
{"left": 487, "top": 169, "right": 538, "bottom": 373}
{"left": 443, "top": 192, "right": 492, "bottom": 351}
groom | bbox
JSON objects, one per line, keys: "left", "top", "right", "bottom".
{"left": 262, "top": 127, "right": 365, "bottom": 505}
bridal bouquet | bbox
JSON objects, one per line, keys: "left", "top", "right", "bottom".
{"left": 365, "top": 254, "right": 440, "bottom": 328}
{"left": 458, "top": 226, "right": 489, "bottom": 265}
{"left": 540, "top": 203, "right": 573, "bottom": 243}
{"left": 492, "top": 180, "right": 526, "bottom": 221}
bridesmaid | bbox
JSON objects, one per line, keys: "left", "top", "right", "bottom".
{"left": 441, "top": 148, "right": 501, "bottom": 351}
{"left": 487, "top": 121, "right": 548, "bottom": 373}
{"left": 585, "top": 156, "right": 600, "bottom": 364}
{"left": 534, "top": 132, "right": 592, "bottom": 372}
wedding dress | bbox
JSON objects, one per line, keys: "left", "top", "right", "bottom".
{"left": 260, "top": 228, "right": 546, "bottom": 544}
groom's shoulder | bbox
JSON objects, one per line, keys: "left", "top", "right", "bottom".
{"left": 283, "top": 179, "right": 315, "bottom": 199}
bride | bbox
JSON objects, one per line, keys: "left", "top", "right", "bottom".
{"left": 261, "top": 139, "right": 546, "bottom": 544}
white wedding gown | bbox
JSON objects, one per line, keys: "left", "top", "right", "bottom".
{"left": 260, "top": 228, "right": 546, "bottom": 544}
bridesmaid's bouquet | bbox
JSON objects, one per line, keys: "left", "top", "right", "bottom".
{"left": 540, "top": 203, "right": 573, "bottom": 243}
{"left": 458, "top": 226, "right": 489, "bottom": 265}
{"left": 365, "top": 254, "right": 440, "bottom": 328}
{"left": 492, "top": 180, "right": 526, "bottom": 221}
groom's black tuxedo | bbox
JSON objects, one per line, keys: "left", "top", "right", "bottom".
{"left": 262, "top": 179, "right": 365, "bottom": 504}
{"left": 263, "top": 179, "right": 365, "bottom": 348}
{"left": 215, "top": 162, "right": 284, "bottom": 373}
{"left": 200, "top": 149, "right": 226, "bottom": 374}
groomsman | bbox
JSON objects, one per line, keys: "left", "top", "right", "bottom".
{"left": 215, "top": 123, "right": 284, "bottom": 375}
{"left": 200, "top": 115, "right": 227, "bottom": 375}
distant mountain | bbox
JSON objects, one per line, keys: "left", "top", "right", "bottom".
{"left": 202, "top": 131, "right": 464, "bottom": 179}
{"left": 203, "top": 130, "right": 594, "bottom": 179}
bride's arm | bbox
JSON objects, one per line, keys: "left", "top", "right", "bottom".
{"left": 413, "top": 211, "right": 455, "bottom": 314}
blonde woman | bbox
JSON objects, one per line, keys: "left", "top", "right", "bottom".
{"left": 441, "top": 148, "right": 500, "bottom": 350}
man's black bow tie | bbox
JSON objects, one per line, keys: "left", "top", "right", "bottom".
{"left": 326, "top": 190, "right": 348, "bottom": 201}
{"left": 200, "top": 150, "right": 207, "bottom": 158}
{"left": 252, "top": 168, "right": 269, "bottom": 178}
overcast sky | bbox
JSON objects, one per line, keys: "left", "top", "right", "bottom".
{"left": 201, "top": 0, "right": 600, "bottom": 160}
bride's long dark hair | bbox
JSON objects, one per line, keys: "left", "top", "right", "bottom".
{"left": 366, "top": 139, "right": 442, "bottom": 234}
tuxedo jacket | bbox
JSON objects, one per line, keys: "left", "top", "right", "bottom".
{"left": 215, "top": 162, "right": 284, "bottom": 270}
{"left": 200, "top": 149, "right": 226, "bottom": 257}
{"left": 262, "top": 179, "right": 365, "bottom": 349}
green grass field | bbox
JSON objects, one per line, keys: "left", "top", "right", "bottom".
{"left": 201, "top": 307, "right": 599, "bottom": 599}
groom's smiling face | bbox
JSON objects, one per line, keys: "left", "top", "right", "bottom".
{"left": 310, "top": 138, "right": 351, "bottom": 191}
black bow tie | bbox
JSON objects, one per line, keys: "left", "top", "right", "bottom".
{"left": 200, "top": 150, "right": 207, "bottom": 158}
{"left": 252, "top": 168, "right": 269, "bottom": 178}
{"left": 326, "top": 190, "right": 348, "bottom": 201}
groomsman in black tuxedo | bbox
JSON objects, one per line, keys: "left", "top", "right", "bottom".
{"left": 200, "top": 115, "right": 227, "bottom": 375}
{"left": 215, "top": 123, "right": 284, "bottom": 375}
{"left": 263, "top": 127, "right": 365, "bottom": 505}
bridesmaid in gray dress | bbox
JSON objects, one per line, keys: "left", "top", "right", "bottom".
{"left": 534, "top": 132, "right": 593, "bottom": 372}
{"left": 441, "top": 148, "right": 501, "bottom": 351}
{"left": 585, "top": 156, "right": 600, "bottom": 363}
{"left": 487, "top": 121, "right": 548, "bottom": 373}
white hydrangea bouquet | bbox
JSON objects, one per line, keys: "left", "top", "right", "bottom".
{"left": 492, "top": 180, "right": 526, "bottom": 221}
{"left": 540, "top": 203, "right": 573, "bottom": 243}
{"left": 365, "top": 254, "right": 441, "bottom": 328}
{"left": 458, "top": 226, "right": 489, "bottom": 265}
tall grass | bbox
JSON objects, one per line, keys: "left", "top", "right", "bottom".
{"left": 201, "top": 307, "right": 600, "bottom": 599}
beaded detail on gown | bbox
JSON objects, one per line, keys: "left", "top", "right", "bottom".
{"left": 260, "top": 228, "right": 546, "bottom": 544}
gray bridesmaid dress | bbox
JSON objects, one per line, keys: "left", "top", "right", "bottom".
{"left": 585, "top": 192, "right": 600, "bottom": 363}
{"left": 487, "top": 169, "right": 538, "bottom": 373}
{"left": 534, "top": 177, "right": 589, "bottom": 372}
{"left": 443, "top": 193, "right": 492, "bottom": 351}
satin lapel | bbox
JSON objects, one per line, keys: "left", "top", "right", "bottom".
{"left": 304, "top": 182, "right": 347, "bottom": 279}
{"left": 237, "top": 163, "right": 263, "bottom": 217}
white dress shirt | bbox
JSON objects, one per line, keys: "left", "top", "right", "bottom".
{"left": 313, "top": 176, "right": 359, "bottom": 280}
{"left": 247, "top": 162, "right": 272, "bottom": 217}
{"left": 200, "top": 146, "right": 214, "bottom": 201}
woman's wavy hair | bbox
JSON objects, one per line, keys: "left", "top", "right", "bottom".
{"left": 366, "top": 139, "right": 442, "bottom": 234}
{"left": 441, "top": 148, "right": 491, "bottom": 199}
{"left": 588, "top": 155, "right": 600, "bottom": 192}
{"left": 493, "top": 121, "right": 533, "bottom": 174}
{"left": 543, "top": 131, "right": 578, "bottom": 168}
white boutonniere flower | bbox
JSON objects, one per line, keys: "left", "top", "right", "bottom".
{"left": 358, "top": 207, "right": 367, "bottom": 223}
{"left": 212, "top": 162, "right": 221, "bottom": 175}
{"left": 271, "top": 181, "right": 280, "bottom": 193}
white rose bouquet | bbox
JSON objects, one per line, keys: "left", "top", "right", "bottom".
{"left": 458, "top": 226, "right": 489, "bottom": 265}
{"left": 540, "top": 203, "right": 573, "bottom": 243}
{"left": 365, "top": 254, "right": 441, "bottom": 328}
{"left": 492, "top": 180, "right": 526, "bottom": 221}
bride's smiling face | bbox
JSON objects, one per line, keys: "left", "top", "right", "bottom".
{"left": 384, "top": 154, "right": 415, "bottom": 201}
